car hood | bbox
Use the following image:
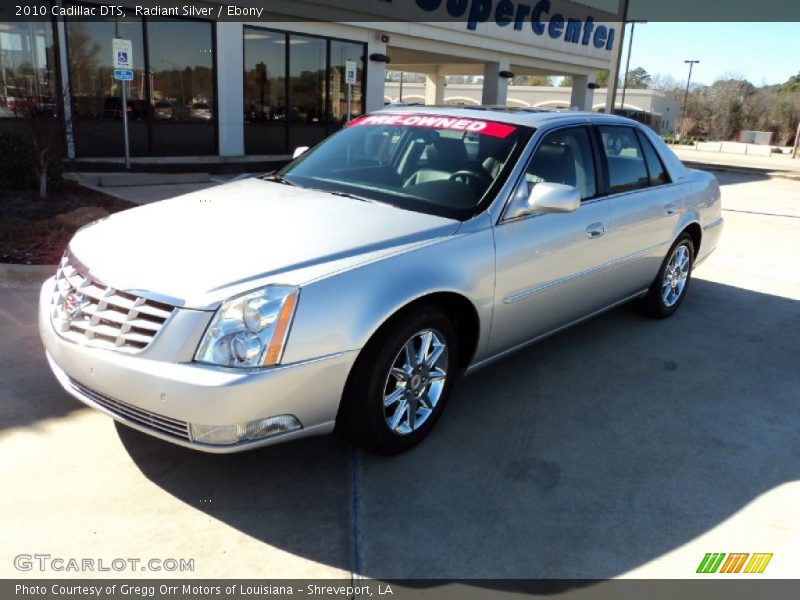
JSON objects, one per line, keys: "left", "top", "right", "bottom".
{"left": 69, "top": 178, "right": 459, "bottom": 309}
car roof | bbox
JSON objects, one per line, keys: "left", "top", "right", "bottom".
{"left": 372, "top": 104, "right": 643, "bottom": 129}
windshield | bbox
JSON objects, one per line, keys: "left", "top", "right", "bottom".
{"left": 275, "top": 113, "right": 532, "bottom": 220}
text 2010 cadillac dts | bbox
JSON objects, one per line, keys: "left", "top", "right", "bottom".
{"left": 40, "top": 107, "right": 722, "bottom": 454}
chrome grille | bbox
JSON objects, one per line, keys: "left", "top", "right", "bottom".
{"left": 69, "top": 377, "right": 191, "bottom": 441}
{"left": 50, "top": 254, "right": 174, "bottom": 353}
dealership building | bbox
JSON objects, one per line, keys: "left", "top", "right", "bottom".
{"left": 384, "top": 82, "right": 680, "bottom": 133}
{"left": 0, "top": 0, "right": 624, "bottom": 162}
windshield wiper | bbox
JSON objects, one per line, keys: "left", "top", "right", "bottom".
{"left": 324, "top": 189, "right": 375, "bottom": 203}
{"left": 263, "top": 174, "right": 296, "bottom": 186}
{"left": 264, "top": 175, "right": 376, "bottom": 204}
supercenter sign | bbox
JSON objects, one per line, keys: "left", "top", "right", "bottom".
{"left": 415, "top": 0, "right": 617, "bottom": 51}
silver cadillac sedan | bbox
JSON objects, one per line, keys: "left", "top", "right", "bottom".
{"left": 39, "top": 107, "right": 722, "bottom": 454}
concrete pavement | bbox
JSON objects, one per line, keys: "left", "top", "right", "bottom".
{"left": 68, "top": 172, "right": 259, "bottom": 205}
{"left": 1, "top": 171, "right": 798, "bottom": 580}
{"left": 671, "top": 145, "right": 800, "bottom": 178}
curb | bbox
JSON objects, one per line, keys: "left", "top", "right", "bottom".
{"left": 0, "top": 263, "right": 56, "bottom": 288}
{"left": 682, "top": 161, "right": 800, "bottom": 181}
{"left": 63, "top": 172, "right": 211, "bottom": 187}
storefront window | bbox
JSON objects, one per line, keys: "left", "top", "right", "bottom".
{"left": 288, "top": 34, "right": 327, "bottom": 150}
{"left": 0, "top": 21, "right": 57, "bottom": 117}
{"left": 65, "top": 6, "right": 216, "bottom": 158}
{"left": 146, "top": 18, "right": 215, "bottom": 156}
{"left": 243, "top": 28, "right": 366, "bottom": 155}
{"left": 329, "top": 40, "right": 364, "bottom": 128}
{"left": 244, "top": 28, "right": 286, "bottom": 155}
{"left": 66, "top": 17, "right": 148, "bottom": 156}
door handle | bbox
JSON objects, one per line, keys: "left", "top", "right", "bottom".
{"left": 586, "top": 223, "right": 605, "bottom": 239}
{"left": 664, "top": 204, "right": 677, "bottom": 216}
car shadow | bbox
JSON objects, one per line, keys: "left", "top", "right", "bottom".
{"left": 688, "top": 165, "right": 774, "bottom": 186}
{"left": 114, "top": 277, "right": 800, "bottom": 584}
{"left": 0, "top": 286, "right": 88, "bottom": 430}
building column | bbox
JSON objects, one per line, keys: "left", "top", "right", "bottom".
{"left": 605, "top": 2, "right": 628, "bottom": 115}
{"left": 425, "top": 72, "right": 445, "bottom": 105}
{"left": 481, "top": 58, "right": 510, "bottom": 106}
{"left": 570, "top": 74, "right": 596, "bottom": 111}
{"left": 365, "top": 38, "right": 387, "bottom": 113}
{"left": 215, "top": 21, "right": 244, "bottom": 157}
{"left": 56, "top": 17, "right": 75, "bottom": 159}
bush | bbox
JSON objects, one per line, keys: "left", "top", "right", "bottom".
{"left": 662, "top": 135, "right": 702, "bottom": 146}
{"left": 0, "top": 131, "right": 37, "bottom": 190}
{"left": 771, "top": 147, "right": 784, "bottom": 154}
{"left": 0, "top": 129, "right": 62, "bottom": 193}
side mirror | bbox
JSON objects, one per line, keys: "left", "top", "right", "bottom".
{"left": 527, "top": 182, "right": 580, "bottom": 214}
{"left": 504, "top": 181, "right": 581, "bottom": 221}
{"left": 292, "top": 146, "right": 309, "bottom": 159}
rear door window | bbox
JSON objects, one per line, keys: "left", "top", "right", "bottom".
{"left": 598, "top": 126, "right": 650, "bottom": 193}
{"left": 636, "top": 130, "right": 670, "bottom": 186}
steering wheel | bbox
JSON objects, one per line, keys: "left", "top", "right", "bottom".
{"left": 449, "top": 170, "right": 492, "bottom": 188}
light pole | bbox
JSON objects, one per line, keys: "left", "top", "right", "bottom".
{"left": 398, "top": 70, "right": 404, "bottom": 103}
{"left": 681, "top": 60, "right": 700, "bottom": 124}
{"left": 619, "top": 20, "right": 646, "bottom": 114}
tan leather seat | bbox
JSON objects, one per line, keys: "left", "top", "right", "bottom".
{"left": 404, "top": 137, "right": 468, "bottom": 187}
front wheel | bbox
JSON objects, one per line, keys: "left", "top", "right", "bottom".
{"left": 636, "top": 233, "right": 695, "bottom": 318}
{"left": 340, "top": 307, "right": 458, "bottom": 454}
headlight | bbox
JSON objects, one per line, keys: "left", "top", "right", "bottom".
{"left": 195, "top": 285, "right": 299, "bottom": 368}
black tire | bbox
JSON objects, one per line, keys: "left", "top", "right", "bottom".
{"left": 338, "top": 306, "right": 458, "bottom": 454}
{"left": 636, "top": 232, "right": 695, "bottom": 318}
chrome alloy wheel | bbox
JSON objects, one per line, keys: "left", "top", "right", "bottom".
{"left": 382, "top": 329, "right": 449, "bottom": 435}
{"left": 662, "top": 244, "right": 690, "bottom": 307}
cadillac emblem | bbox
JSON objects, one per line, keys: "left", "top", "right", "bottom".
{"left": 62, "top": 291, "right": 87, "bottom": 320}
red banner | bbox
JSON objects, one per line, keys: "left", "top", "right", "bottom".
{"left": 348, "top": 114, "right": 517, "bottom": 139}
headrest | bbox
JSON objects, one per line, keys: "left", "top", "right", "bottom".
{"left": 425, "top": 137, "right": 468, "bottom": 169}
{"left": 530, "top": 143, "right": 576, "bottom": 187}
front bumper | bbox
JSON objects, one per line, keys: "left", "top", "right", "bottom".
{"left": 39, "top": 278, "right": 358, "bottom": 453}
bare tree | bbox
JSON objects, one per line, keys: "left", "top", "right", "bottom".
{"left": 510, "top": 75, "right": 552, "bottom": 86}
{"left": 675, "top": 116, "right": 696, "bottom": 139}
{"left": 649, "top": 73, "right": 681, "bottom": 94}
{"left": 445, "top": 75, "right": 483, "bottom": 85}
{"left": 769, "top": 95, "right": 800, "bottom": 146}
{"left": 13, "top": 88, "right": 65, "bottom": 199}
{"left": 654, "top": 70, "right": 800, "bottom": 144}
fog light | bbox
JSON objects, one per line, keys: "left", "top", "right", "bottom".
{"left": 189, "top": 415, "right": 302, "bottom": 445}
{"left": 189, "top": 423, "right": 239, "bottom": 445}
{"left": 244, "top": 415, "right": 301, "bottom": 440}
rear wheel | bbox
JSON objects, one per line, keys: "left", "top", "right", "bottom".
{"left": 339, "top": 307, "right": 458, "bottom": 454}
{"left": 637, "top": 233, "right": 695, "bottom": 318}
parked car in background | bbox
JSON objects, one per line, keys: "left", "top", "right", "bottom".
{"left": 190, "top": 102, "right": 213, "bottom": 121}
{"left": 384, "top": 101, "right": 424, "bottom": 108}
{"left": 40, "top": 107, "right": 722, "bottom": 455}
{"left": 152, "top": 101, "right": 175, "bottom": 120}
{"left": 3, "top": 86, "right": 33, "bottom": 111}
{"left": 103, "top": 97, "right": 147, "bottom": 119}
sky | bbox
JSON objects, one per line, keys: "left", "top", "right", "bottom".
{"left": 623, "top": 22, "right": 800, "bottom": 87}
